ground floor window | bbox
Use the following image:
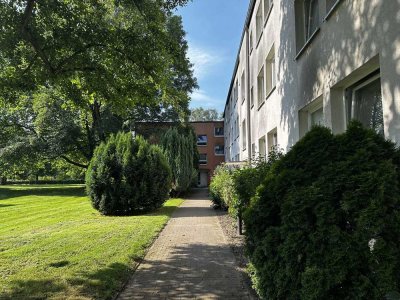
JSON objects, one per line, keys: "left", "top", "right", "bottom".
{"left": 347, "top": 73, "right": 383, "bottom": 136}
{"left": 199, "top": 154, "right": 207, "bottom": 165}
{"left": 258, "top": 136, "right": 266, "bottom": 160}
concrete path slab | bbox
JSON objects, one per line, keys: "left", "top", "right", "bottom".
{"left": 117, "top": 188, "right": 254, "bottom": 300}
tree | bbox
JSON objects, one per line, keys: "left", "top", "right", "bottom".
{"left": 190, "top": 107, "right": 222, "bottom": 121}
{"left": 0, "top": 1, "right": 196, "bottom": 172}
{"left": 161, "top": 126, "right": 197, "bottom": 195}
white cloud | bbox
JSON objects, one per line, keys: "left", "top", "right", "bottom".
{"left": 188, "top": 42, "right": 224, "bottom": 80}
{"left": 190, "top": 89, "right": 222, "bottom": 108}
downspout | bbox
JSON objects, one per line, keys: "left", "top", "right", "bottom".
{"left": 245, "top": 27, "right": 252, "bottom": 163}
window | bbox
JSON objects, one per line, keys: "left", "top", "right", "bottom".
{"left": 258, "top": 136, "right": 266, "bottom": 160}
{"left": 233, "top": 81, "right": 238, "bottom": 107}
{"left": 267, "top": 128, "right": 278, "bottom": 153}
{"left": 242, "top": 120, "right": 247, "bottom": 150}
{"left": 311, "top": 107, "right": 323, "bottom": 126}
{"left": 256, "top": 3, "right": 263, "bottom": 43}
{"left": 257, "top": 67, "right": 265, "bottom": 107}
{"left": 250, "top": 86, "right": 254, "bottom": 108}
{"left": 197, "top": 135, "right": 207, "bottom": 146}
{"left": 235, "top": 154, "right": 240, "bottom": 162}
{"left": 199, "top": 154, "right": 207, "bottom": 165}
{"left": 251, "top": 143, "right": 256, "bottom": 158}
{"left": 295, "top": 0, "right": 320, "bottom": 52}
{"left": 214, "top": 127, "right": 224, "bottom": 136}
{"left": 299, "top": 96, "right": 323, "bottom": 137}
{"left": 241, "top": 71, "right": 246, "bottom": 103}
{"left": 215, "top": 145, "right": 225, "bottom": 156}
{"left": 265, "top": 45, "right": 276, "bottom": 96}
{"left": 326, "top": 0, "right": 341, "bottom": 14}
{"left": 347, "top": 74, "right": 383, "bottom": 136}
{"left": 264, "top": 0, "right": 273, "bottom": 23}
{"left": 235, "top": 116, "right": 239, "bottom": 138}
{"left": 249, "top": 31, "right": 254, "bottom": 53}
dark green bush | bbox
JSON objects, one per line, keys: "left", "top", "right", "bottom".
{"left": 161, "top": 127, "right": 197, "bottom": 195}
{"left": 86, "top": 132, "right": 171, "bottom": 215}
{"left": 232, "top": 151, "right": 282, "bottom": 218}
{"left": 244, "top": 122, "right": 400, "bottom": 299}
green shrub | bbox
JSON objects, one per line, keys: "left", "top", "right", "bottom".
{"left": 86, "top": 132, "right": 171, "bottom": 215}
{"left": 232, "top": 151, "right": 282, "bottom": 218}
{"left": 209, "top": 164, "right": 237, "bottom": 210}
{"left": 244, "top": 122, "right": 400, "bottom": 299}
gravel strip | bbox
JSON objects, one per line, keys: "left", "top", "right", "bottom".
{"left": 216, "top": 208, "right": 260, "bottom": 299}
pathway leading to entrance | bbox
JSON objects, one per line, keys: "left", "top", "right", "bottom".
{"left": 118, "top": 188, "right": 253, "bottom": 299}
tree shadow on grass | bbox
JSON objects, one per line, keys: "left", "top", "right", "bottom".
{"left": 0, "top": 279, "right": 67, "bottom": 300}
{"left": 67, "top": 262, "right": 133, "bottom": 300}
{"left": 0, "top": 186, "right": 85, "bottom": 201}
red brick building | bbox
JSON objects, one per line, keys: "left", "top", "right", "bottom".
{"left": 135, "top": 121, "right": 225, "bottom": 187}
{"left": 191, "top": 121, "right": 225, "bottom": 187}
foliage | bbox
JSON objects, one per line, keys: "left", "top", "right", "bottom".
{"left": 209, "top": 149, "right": 282, "bottom": 217}
{"left": 0, "top": 2, "right": 196, "bottom": 171}
{"left": 244, "top": 122, "right": 400, "bottom": 300}
{"left": 209, "top": 164, "right": 237, "bottom": 210}
{"left": 161, "top": 126, "right": 197, "bottom": 195}
{"left": 0, "top": 184, "right": 183, "bottom": 299}
{"left": 232, "top": 152, "right": 282, "bottom": 217}
{"left": 86, "top": 132, "right": 171, "bottom": 215}
{"left": 189, "top": 107, "right": 222, "bottom": 121}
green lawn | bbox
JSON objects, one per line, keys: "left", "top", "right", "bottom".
{"left": 0, "top": 185, "right": 183, "bottom": 299}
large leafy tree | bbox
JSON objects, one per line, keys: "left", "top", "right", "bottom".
{"left": 0, "top": 0, "right": 196, "bottom": 172}
{"left": 190, "top": 107, "right": 222, "bottom": 121}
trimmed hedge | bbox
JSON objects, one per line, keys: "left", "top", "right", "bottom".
{"left": 244, "top": 122, "right": 400, "bottom": 299}
{"left": 86, "top": 132, "right": 171, "bottom": 215}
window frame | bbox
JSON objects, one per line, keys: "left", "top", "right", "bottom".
{"left": 265, "top": 44, "right": 276, "bottom": 98}
{"left": 214, "top": 127, "right": 224, "bottom": 137}
{"left": 263, "top": 0, "right": 273, "bottom": 26}
{"left": 257, "top": 66, "right": 265, "bottom": 109}
{"left": 214, "top": 145, "right": 225, "bottom": 156}
{"left": 242, "top": 119, "right": 247, "bottom": 151}
{"left": 197, "top": 134, "right": 208, "bottom": 146}
{"left": 294, "top": 0, "right": 321, "bottom": 59}
{"left": 255, "top": 2, "right": 263, "bottom": 46}
{"left": 346, "top": 73, "right": 383, "bottom": 135}
{"left": 199, "top": 153, "right": 208, "bottom": 165}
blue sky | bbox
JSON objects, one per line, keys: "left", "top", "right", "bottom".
{"left": 176, "top": 1, "right": 250, "bottom": 113}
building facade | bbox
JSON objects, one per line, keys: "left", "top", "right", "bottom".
{"left": 224, "top": 0, "right": 400, "bottom": 162}
{"left": 191, "top": 121, "right": 225, "bottom": 187}
{"left": 135, "top": 121, "right": 225, "bottom": 187}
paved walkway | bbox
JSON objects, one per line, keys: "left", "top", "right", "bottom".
{"left": 118, "top": 189, "right": 253, "bottom": 299}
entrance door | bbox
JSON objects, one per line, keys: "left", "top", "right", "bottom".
{"left": 198, "top": 171, "right": 208, "bottom": 187}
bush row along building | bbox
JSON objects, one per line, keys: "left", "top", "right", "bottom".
{"left": 224, "top": 0, "right": 400, "bottom": 162}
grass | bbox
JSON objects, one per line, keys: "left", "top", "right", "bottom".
{"left": 0, "top": 185, "right": 183, "bottom": 299}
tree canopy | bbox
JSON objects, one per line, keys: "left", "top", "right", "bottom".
{"left": 0, "top": 0, "right": 196, "bottom": 174}
{"left": 190, "top": 107, "right": 222, "bottom": 121}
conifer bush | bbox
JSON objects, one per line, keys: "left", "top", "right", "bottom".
{"left": 161, "top": 127, "right": 197, "bottom": 195}
{"left": 244, "top": 122, "right": 400, "bottom": 299}
{"left": 86, "top": 132, "right": 171, "bottom": 215}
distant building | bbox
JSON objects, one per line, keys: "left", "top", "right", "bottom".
{"left": 224, "top": 0, "right": 400, "bottom": 162}
{"left": 191, "top": 121, "right": 225, "bottom": 187}
{"left": 135, "top": 121, "right": 225, "bottom": 187}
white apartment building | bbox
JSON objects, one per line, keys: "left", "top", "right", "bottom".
{"left": 224, "top": 0, "right": 400, "bottom": 162}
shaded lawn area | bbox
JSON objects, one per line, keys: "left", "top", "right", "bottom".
{"left": 0, "top": 185, "right": 183, "bottom": 299}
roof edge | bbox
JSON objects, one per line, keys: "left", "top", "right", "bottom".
{"left": 223, "top": 0, "right": 256, "bottom": 118}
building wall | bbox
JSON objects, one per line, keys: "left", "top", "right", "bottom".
{"left": 224, "top": 0, "right": 400, "bottom": 162}
{"left": 191, "top": 121, "right": 225, "bottom": 185}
